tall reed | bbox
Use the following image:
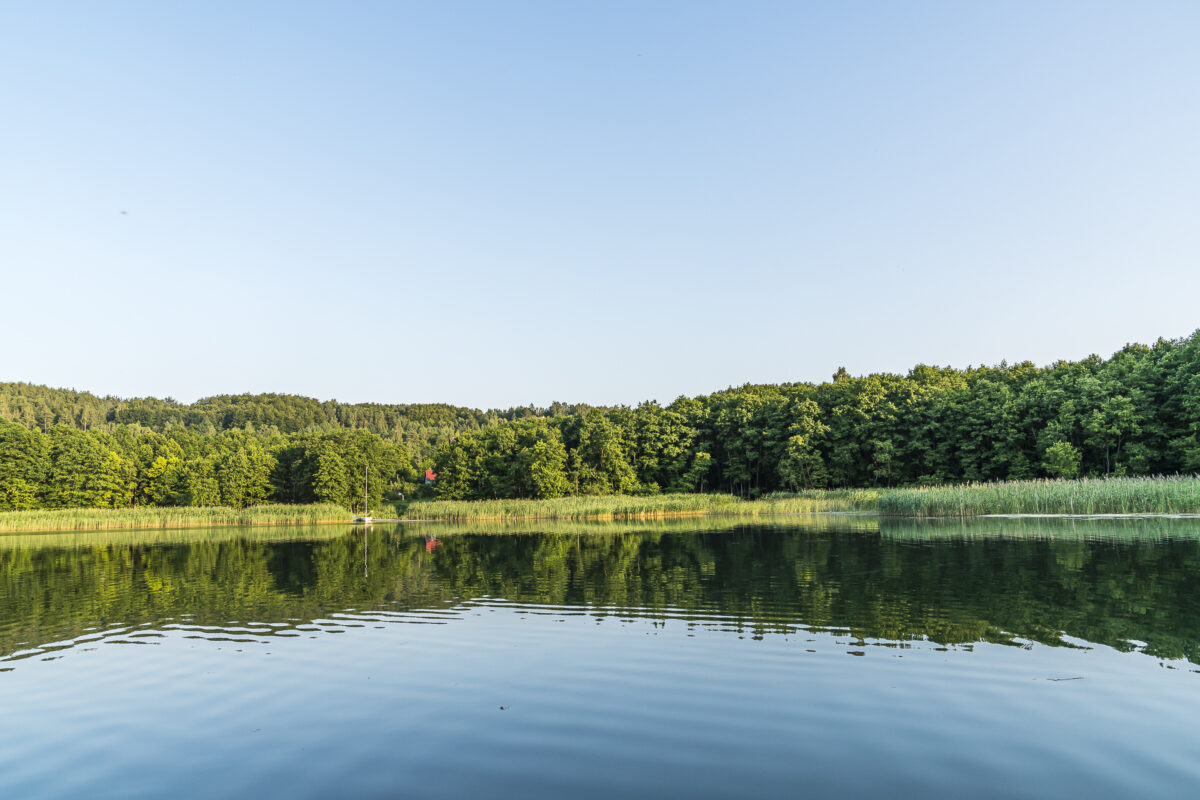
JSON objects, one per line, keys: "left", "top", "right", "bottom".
{"left": 877, "top": 475, "right": 1200, "bottom": 518}
{"left": 402, "top": 490, "right": 879, "bottom": 521}
{"left": 397, "top": 514, "right": 879, "bottom": 539}
{"left": 0, "top": 504, "right": 350, "bottom": 533}
{"left": 746, "top": 489, "right": 880, "bottom": 514}
{"left": 879, "top": 515, "right": 1200, "bottom": 542}
{"left": 403, "top": 493, "right": 742, "bottom": 521}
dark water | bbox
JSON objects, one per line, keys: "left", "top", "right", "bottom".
{"left": 3, "top": 517, "right": 1200, "bottom": 798}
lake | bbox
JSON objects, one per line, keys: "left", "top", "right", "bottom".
{"left": 2, "top": 516, "right": 1199, "bottom": 798}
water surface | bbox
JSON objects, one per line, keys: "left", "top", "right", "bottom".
{"left": 2, "top": 517, "right": 1199, "bottom": 798}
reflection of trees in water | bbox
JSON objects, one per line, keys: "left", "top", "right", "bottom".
{"left": 3, "top": 522, "right": 1200, "bottom": 664}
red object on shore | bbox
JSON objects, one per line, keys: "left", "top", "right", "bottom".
{"left": 425, "top": 469, "right": 438, "bottom": 482}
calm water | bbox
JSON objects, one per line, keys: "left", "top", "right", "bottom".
{"left": 3, "top": 517, "right": 1200, "bottom": 798}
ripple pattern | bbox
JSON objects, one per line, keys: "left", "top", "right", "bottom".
{"left": 3, "top": 522, "right": 1200, "bottom": 798}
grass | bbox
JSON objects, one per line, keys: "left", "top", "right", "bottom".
{"left": 398, "top": 514, "right": 880, "bottom": 539}
{"left": 0, "top": 490, "right": 881, "bottom": 534}
{"left": 0, "top": 524, "right": 358, "bottom": 550}
{"left": 0, "top": 504, "right": 351, "bottom": 533}
{"left": 399, "top": 490, "right": 879, "bottom": 522}
{"left": 879, "top": 515, "right": 1200, "bottom": 542}
{"left": 399, "top": 493, "right": 741, "bottom": 520}
{"left": 877, "top": 475, "right": 1200, "bottom": 518}
{"left": 0, "top": 514, "right": 881, "bottom": 550}
{"left": 743, "top": 489, "right": 880, "bottom": 515}
{"left": 6, "top": 476, "right": 1192, "bottom": 533}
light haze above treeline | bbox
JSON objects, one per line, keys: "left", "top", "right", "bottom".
{"left": 4, "top": 4, "right": 1199, "bottom": 409}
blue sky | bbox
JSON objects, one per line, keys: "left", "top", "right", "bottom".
{"left": 2, "top": 1, "right": 1198, "bottom": 409}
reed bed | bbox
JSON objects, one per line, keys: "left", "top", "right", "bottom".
{"left": 0, "top": 523, "right": 357, "bottom": 550}
{"left": 403, "top": 493, "right": 743, "bottom": 521}
{"left": 398, "top": 514, "right": 881, "bottom": 540}
{"left": 745, "top": 489, "right": 880, "bottom": 515}
{"left": 877, "top": 475, "right": 1200, "bottom": 518}
{"left": 880, "top": 515, "right": 1200, "bottom": 542}
{"left": 400, "top": 516, "right": 745, "bottom": 539}
{"left": 402, "top": 490, "right": 879, "bottom": 522}
{"left": 0, "top": 504, "right": 350, "bottom": 533}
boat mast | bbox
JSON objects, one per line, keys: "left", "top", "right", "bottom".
{"left": 364, "top": 464, "right": 369, "bottom": 516}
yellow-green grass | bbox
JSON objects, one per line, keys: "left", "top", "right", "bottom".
{"left": 880, "top": 515, "right": 1200, "bottom": 542}
{"left": 397, "top": 513, "right": 880, "bottom": 539}
{"left": 0, "top": 504, "right": 351, "bottom": 533}
{"left": 877, "top": 475, "right": 1200, "bottom": 518}
{"left": 743, "top": 489, "right": 880, "bottom": 515}
{"left": 401, "top": 490, "right": 879, "bottom": 522}
{"left": 401, "top": 493, "right": 739, "bottom": 521}
{"left": 0, "top": 523, "right": 359, "bottom": 549}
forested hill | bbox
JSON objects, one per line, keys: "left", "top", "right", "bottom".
{"left": 0, "top": 383, "right": 595, "bottom": 460}
{"left": 425, "top": 330, "right": 1200, "bottom": 500}
{"left": 2, "top": 330, "right": 1199, "bottom": 512}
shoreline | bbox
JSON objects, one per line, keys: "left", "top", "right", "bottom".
{"left": 3, "top": 477, "right": 1198, "bottom": 533}
{"left": 978, "top": 512, "right": 1200, "bottom": 519}
{"left": 8, "top": 508, "right": 1200, "bottom": 535}
{"left": 0, "top": 504, "right": 350, "bottom": 534}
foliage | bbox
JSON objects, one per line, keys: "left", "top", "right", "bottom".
{"left": 1041, "top": 441, "right": 1081, "bottom": 479}
{"left": 3, "top": 329, "right": 1200, "bottom": 506}
{"left": 425, "top": 330, "right": 1200, "bottom": 499}
{"left": 0, "top": 421, "right": 412, "bottom": 514}
{"left": 0, "top": 383, "right": 589, "bottom": 464}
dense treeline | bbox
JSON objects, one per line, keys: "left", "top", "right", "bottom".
{"left": 0, "top": 384, "right": 600, "bottom": 511}
{"left": 0, "top": 423, "right": 415, "bottom": 512}
{"left": 0, "top": 383, "right": 595, "bottom": 464}
{"left": 431, "top": 330, "right": 1200, "bottom": 499}
{"left": 3, "top": 330, "right": 1199, "bottom": 509}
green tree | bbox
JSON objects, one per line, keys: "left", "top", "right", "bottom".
{"left": 1042, "top": 441, "right": 1082, "bottom": 479}
{"left": 570, "top": 412, "right": 638, "bottom": 495}
{"left": 45, "top": 427, "right": 114, "bottom": 508}
{"left": 312, "top": 447, "right": 351, "bottom": 506}
{"left": 143, "top": 455, "right": 186, "bottom": 505}
{"left": 183, "top": 458, "right": 222, "bottom": 506}
{"left": 0, "top": 421, "right": 48, "bottom": 510}
{"left": 1084, "top": 394, "right": 1142, "bottom": 475}
{"left": 674, "top": 451, "right": 713, "bottom": 493}
{"left": 520, "top": 439, "right": 570, "bottom": 499}
{"left": 778, "top": 437, "right": 827, "bottom": 490}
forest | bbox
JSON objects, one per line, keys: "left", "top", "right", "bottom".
{"left": 1, "top": 329, "right": 1198, "bottom": 510}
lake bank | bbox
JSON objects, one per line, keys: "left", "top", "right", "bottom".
{"left": 390, "top": 477, "right": 1200, "bottom": 521}
{"left": 0, "top": 504, "right": 350, "bottom": 533}
{"left": 401, "top": 477, "right": 1200, "bottom": 522}
{"left": 0, "top": 494, "right": 878, "bottom": 533}
{"left": 878, "top": 475, "right": 1200, "bottom": 517}
{"left": 4, "top": 476, "right": 1197, "bottom": 533}
{"left": 392, "top": 490, "right": 880, "bottom": 521}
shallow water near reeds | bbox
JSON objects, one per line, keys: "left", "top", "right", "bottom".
{"left": 3, "top": 517, "right": 1200, "bottom": 798}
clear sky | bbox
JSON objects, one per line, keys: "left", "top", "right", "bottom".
{"left": 2, "top": 1, "right": 1198, "bottom": 409}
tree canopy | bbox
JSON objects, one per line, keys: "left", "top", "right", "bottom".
{"left": 3, "top": 330, "right": 1199, "bottom": 508}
